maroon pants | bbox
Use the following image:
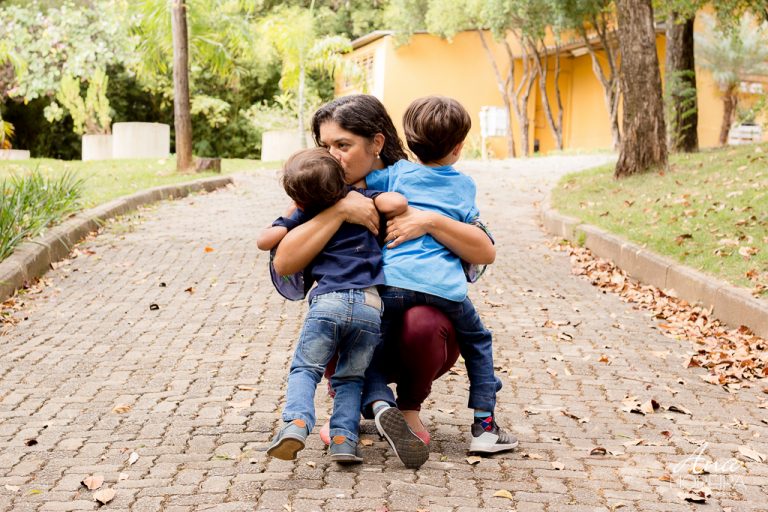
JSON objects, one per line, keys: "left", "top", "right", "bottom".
{"left": 324, "top": 305, "right": 459, "bottom": 411}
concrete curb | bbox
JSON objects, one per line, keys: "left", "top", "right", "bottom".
{"left": 0, "top": 175, "right": 233, "bottom": 302}
{"left": 540, "top": 198, "right": 768, "bottom": 339}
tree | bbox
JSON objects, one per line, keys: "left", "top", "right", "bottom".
{"left": 521, "top": 0, "right": 565, "bottom": 150}
{"left": 614, "top": 0, "right": 667, "bottom": 178}
{"left": 260, "top": 2, "right": 359, "bottom": 147}
{"left": 558, "top": 0, "right": 621, "bottom": 150}
{"left": 0, "top": 2, "right": 133, "bottom": 102}
{"left": 389, "top": 0, "right": 529, "bottom": 156}
{"left": 132, "top": 0, "right": 262, "bottom": 170}
{"left": 45, "top": 69, "right": 112, "bottom": 136}
{"left": 696, "top": 13, "right": 768, "bottom": 145}
{"left": 171, "top": 0, "right": 193, "bottom": 172}
{"left": 0, "top": 40, "right": 25, "bottom": 150}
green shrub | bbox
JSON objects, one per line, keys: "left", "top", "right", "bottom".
{"left": 0, "top": 169, "right": 83, "bottom": 261}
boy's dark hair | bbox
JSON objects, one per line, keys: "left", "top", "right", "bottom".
{"left": 403, "top": 96, "right": 471, "bottom": 164}
{"left": 281, "top": 148, "right": 346, "bottom": 213}
{"left": 312, "top": 94, "right": 408, "bottom": 166}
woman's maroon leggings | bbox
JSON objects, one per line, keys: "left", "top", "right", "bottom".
{"left": 324, "top": 305, "right": 459, "bottom": 411}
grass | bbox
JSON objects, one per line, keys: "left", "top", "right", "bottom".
{"left": 0, "top": 156, "right": 281, "bottom": 263}
{"left": 551, "top": 142, "right": 768, "bottom": 297}
{"left": 0, "top": 169, "right": 83, "bottom": 260}
{"left": 0, "top": 157, "right": 280, "bottom": 208}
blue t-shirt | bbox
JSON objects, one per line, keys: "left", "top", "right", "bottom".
{"left": 365, "top": 160, "right": 479, "bottom": 302}
{"left": 272, "top": 187, "right": 385, "bottom": 302}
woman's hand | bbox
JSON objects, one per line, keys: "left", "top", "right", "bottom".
{"left": 338, "top": 191, "right": 379, "bottom": 235}
{"left": 384, "top": 207, "right": 431, "bottom": 248}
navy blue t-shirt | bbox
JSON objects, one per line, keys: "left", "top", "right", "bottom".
{"left": 272, "top": 187, "right": 385, "bottom": 302}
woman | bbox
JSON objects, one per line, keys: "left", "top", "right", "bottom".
{"left": 272, "top": 95, "right": 495, "bottom": 467}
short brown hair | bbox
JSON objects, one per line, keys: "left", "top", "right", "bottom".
{"left": 281, "top": 148, "right": 346, "bottom": 213}
{"left": 403, "top": 96, "right": 471, "bottom": 163}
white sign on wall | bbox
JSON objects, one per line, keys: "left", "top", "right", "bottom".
{"left": 479, "top": 106, "right": 510, "bottom": 137}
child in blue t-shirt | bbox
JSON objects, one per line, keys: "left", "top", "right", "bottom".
{"left": 258, "top": 147, "right": 407, "bottom": 464}
{"left": 363, "top": 96, "right": 518, "bottom": 454}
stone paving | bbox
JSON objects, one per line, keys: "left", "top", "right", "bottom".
{"left": 1, "top": 156, "right": 767, "bottom": 512}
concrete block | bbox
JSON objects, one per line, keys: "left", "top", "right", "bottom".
{"left": 82, "top": 134, "right": 112, "bottom": 161}
{"left": 540, "top": 207, "right": 581, "bottom": 241}
{"left": 11, "top": 243, "right": 51, "bottom": 281}
{"left": 112, "top": 122, "right": 170, "bottom": 159}
{"left": 713, "top": 286, "right": 768, "bottom": 338}
{"left": 665, "top": 264, "right": 723, "bottom": 307}
{"left": 0, "top": 259, "right": 25, "bottom": 299}
{"left": 626, "top": 249, "right": 672, "bottom": 290}
{"left": 580, "top": 224, "right": 623, "bottom": 265}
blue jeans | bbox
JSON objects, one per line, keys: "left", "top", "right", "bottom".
{"left": 363, "top": 286, "right": 501, "bottom": 414}
{"left": 282, "top": 288, "right": 382, "bottom": 443}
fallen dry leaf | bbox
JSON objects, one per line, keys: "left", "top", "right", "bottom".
{"left": 184, "top": 287, "right": 195, "bottom": 294}
{"left": 93, "top": 488, "right": 116, "bottom": 505}
{"left": 204, "top": 246, "right": 215, "bottom": 253}
{"left": 306, "top": 461, "right": 316, "bottom": 468}
{"left": 557, "top": 244, "right": 767, "bottom": 387}
{"left": 493, "top": 489, "right": 514, "bottom": 500}
{"left": 81, "top": 475, "right": 104, "bottom": 491}
{"left": 112, "top": 404, "right": 132, "bottom": 414}
{"left": 237, "top": 385, "right": 256, "bottom": 391}
{"left": 666, "top": 405, "right": 692, "bottom": 415}
{"left": 640, "top": 399, "right": 660, "bottom": 415}
{"left": 679, "top": 486, "right": 711, "bottom": 504}
{"left": 590, "top": 446, "right": 607, "bottom": 456}
{"left": 360, "top": 439, "right": 374, "bottom": 447}
{"left": 466, "top": 456, "right": 482, "bottom": 465}
{"left": 738, "top": 446, "right": 766, "bottom": 462}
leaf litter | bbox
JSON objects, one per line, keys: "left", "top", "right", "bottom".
{"left": 558, "top": 244, "right": 767, "bottom": 386}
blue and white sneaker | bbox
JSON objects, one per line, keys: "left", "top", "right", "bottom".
{"left": 469, "top": 416, "right": 518, "bottom": 454}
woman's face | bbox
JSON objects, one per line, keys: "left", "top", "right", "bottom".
{"left": 318, "top": 121, "right": 382, "bottom": 185}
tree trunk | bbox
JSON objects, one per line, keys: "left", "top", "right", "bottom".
{"left": 530, "top": 37, "right": 564, "bottom": 151}
{"left": 505, "top": 37, "right": 536, "bottom": 157}
{"left": 665, "top": 12, "right": 698, "bottom": 153}
{"left": 298, "top": 60, "right": 306, "bottom": 148}
{"left": 614, "top": 0, "right": 667, "bottom": 178}
{"left": 477, "top": 30, "right": 515, "bottom": 158}
{"left": 171, "top": 0, "right": 194, "bottom": 173}
{"left": 719, "top": 86, "right": 738, "bottom": 145}
{"left": 579, "top": 23, "right": 621, "bottom": 150}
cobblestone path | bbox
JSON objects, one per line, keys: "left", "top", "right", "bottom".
{"left": 1, "top": 156, "right": 766, "bottom": 511}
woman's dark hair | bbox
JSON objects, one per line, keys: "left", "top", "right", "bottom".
{"left": 281, "top": 148, "right": 346, "bottom": 214}
{"left": 311, "top": 94, "right": 408, "bottom": 166}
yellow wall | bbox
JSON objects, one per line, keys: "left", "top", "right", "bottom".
{"left": 381, "top": 31, "right": 512, "bottom": 158}
{"left": 338, "top": 25, "right": 767, "bottom": 158}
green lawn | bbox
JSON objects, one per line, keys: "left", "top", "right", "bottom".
{"left": 551, "top": 143, "right": 768, "bottom": 297}
{"left": 0, "top": 157, "right": 280, "bottom": 208}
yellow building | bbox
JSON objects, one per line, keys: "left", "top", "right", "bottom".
{"left": 337, "top": 25, "right": 767, "bottom": 158}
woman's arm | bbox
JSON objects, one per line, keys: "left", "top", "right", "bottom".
{"left": 272, "top": 191, "right": 380, "bottom": 276}
{"left": 384, "top": 208, "right": 495, "bottom": 264}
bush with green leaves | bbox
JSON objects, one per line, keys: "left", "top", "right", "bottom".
{"left": 45, "top": 68, "right": 112, "bottom": 135}
{"left": 0, "top": 169, "right": 83, "bottom": 261}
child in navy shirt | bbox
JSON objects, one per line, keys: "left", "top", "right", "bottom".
{"left": 258, "top": 147, "right": 406, "bottom": 464}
